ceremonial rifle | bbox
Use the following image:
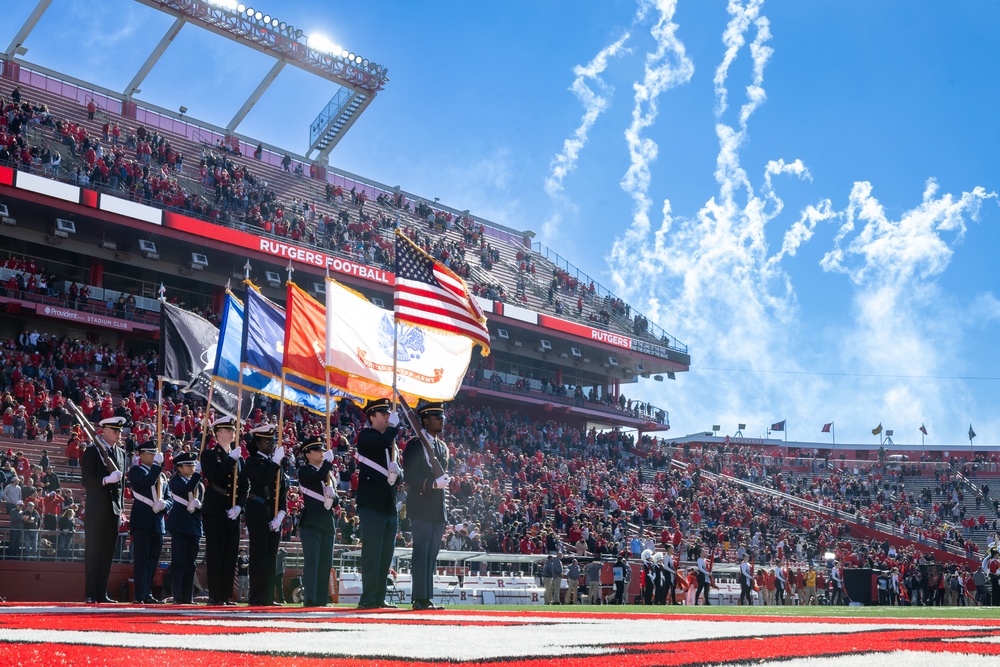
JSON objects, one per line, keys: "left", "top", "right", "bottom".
{"left": 65, "top": 398, "right": 120, "bottom": 478}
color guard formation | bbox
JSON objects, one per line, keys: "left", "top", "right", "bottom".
{"left": 75, "top": 388, "right": 463, "bottom": 609}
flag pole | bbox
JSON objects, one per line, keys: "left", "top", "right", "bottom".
{"left": 197, "top": 383, "right": 215, "bottom": 455}
{"left": 234, "top": 361, "right": 247, "bottom": 506}
{"left": 276, "top": 371, "right": 287, "bottom": 518}
{"left": 156, "top": 286, "right": 166, "bottom": 456}
{"left": 831, "top": 422, "right": 836, "bottom": 460}
{"left": 156, "top": 377, "right": 164, "bottom": 455}
{"left": 275, "top": 261, "right": 294, "bottom": 520}
{"left": 323, "top": 263, "right": 333, "bottom": 462}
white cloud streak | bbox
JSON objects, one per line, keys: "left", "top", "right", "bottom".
{"left": 542, "top": 32, "right": 631, "bottom": 244}
{"left": 619, "top": 0, "right": 695, "bottom": 240}
{"left": 607, "top": 0, "right": 999, "bottom": 443}
{"left": 545, "top": 33, "right": 631, "bottom": 198}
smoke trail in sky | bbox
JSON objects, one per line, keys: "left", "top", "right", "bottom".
{"left": 542, "top": 32, "right": 631, "bottom": 243}
{"left": 619, "top": 0, "right": 695, "bottom": 241}
{"left": 607, "top": 0, "right": 997, "bottom": 441}
{"left": 545, "top": 33, "right": 632, "bottom": 198}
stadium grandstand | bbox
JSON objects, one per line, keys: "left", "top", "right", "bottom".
{"left": 1, "top": 0, "right": 997, "bottom": 609}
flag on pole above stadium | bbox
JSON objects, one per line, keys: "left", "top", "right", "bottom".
{"left": 872, "top": 423, "right": 883, "bottom": 436}
{"left": 215, "top": 289, "right": 330, "bottom": 414}
{"left": 919, "top": 424, "right": 928, "bottom": 436}
{"left": 158, "top": 301, "right": 238, "bottom": 417}
{"left": 325, "top": 277, "right": 474, "bottom": 403}
{"left": 393, "top": 229, "right": 490, "bottom": 355}
{"left": 770, "top": 420, "right": 785, "bottom": 432}
{"left": 969, "top": 424, "right": 976, "bottom": 440}
{"left": 242, "top": 285, "right": 349, "bottom": 410}
{"left": 821, "top": 422, "right": 833, "bottom": 433}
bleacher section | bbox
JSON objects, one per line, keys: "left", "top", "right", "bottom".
{"left": 0, "top": 74, "right": 685, "bottom": 355}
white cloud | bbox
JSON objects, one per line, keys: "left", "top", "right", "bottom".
{"left": 606, "top": 1, "right": 998, "bottom": 443}
{"left": 541, "top": 32, "right": 631, "bottom": 245}
{"left": 619, "top": 0, "right": 695, "bottom": 239}
{"left": 714, "top": 0, "right": 764, "bottom": 117}
{"left": 545, "top": 32, "right": 631, "bottom": 199}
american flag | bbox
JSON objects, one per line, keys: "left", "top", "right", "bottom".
{"left": 394, "top": 230, "right": 490, "bottom": 354}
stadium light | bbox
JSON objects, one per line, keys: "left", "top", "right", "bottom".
{"left": 209, "top": 0, "right": 239, "bottom": 10}
{"left": 309, "top": 34, "right": 342, "bottom": 56}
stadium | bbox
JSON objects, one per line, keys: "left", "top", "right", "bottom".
{"left": 1, "top": 1, "right": 999, "bottom": 665}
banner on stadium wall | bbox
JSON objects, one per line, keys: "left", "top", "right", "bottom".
{"left": 536, "top": 314, "right": 632, "bottom": 350}
{"left": 38, "top": 304, "right": 134, "bottom": 332}
{"left": 162, "top": 212, "right": 393, "bottom": 285}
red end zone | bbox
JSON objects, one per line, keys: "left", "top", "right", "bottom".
{"left": 1, "top": 605, "right": 999, "bottom": 666}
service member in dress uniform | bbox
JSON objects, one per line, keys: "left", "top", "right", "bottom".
{"left": 355, "top": 398, "right": 403, "bottom": 610}
{"left": 244, "top": 424, "right": 288, "bottom": 606}
{"left": 663, "top": 544, "right": 678, "bottom": 604}
{"left": 402, "top": 401, "right": 450, "bottom": 610}
{"left": 297, "top": 433, "right": 339, "bottom": 607}
{"left": 166, "top": 451, "right": 203, "bottom": 604}
{"left": 128, "top": 439, "right": 171, "bottom": 604}
{"left": 200, "top": 415, "right": 248, "bottom": 605}
{"left": 81, "top": 415, "right": 129, "bottom": 603}
{"left": 652, "top": 552, "right": 667, "bottom": 605}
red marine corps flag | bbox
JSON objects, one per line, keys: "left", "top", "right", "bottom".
{"left": 394, "top": 229, "right": 490, "bottom": 355}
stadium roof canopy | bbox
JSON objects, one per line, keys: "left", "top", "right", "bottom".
{"left": 4, "top": 0, "right": 387, "bottom": 161}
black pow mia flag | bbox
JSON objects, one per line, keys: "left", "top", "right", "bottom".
{"left": 159, "top": 302, "right": 241, "bottom": 418}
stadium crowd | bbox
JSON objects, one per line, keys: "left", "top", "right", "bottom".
{"left": 1, "top": 322, "right": 998, "bottom": 604}
{"left": 1, "top": 83, "right": 676, "bottom": 349}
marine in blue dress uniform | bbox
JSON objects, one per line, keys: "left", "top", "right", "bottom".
{"left": 402, "top": 401, "right": 450, "bottom": 611}
{"left": 81, "top": 416, "right": 129, "bottom": 603}
{"left": 244, "top": 424, "right": 287, "bottom": 606}
{"left": 166, "top": 451, "right": 202, "bottom": 604}
{"left": 200, "top": 415, "right": 248, "bottom": 605}
{"left": 128, "top": 439, "right": 171, "bottom": 603}
{"left": 355, "top": 398, "right": 402, "bottom": 610}
{"left": 297, "top": 433, "right": 339, "bottom": 607}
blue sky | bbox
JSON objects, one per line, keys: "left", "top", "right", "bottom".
{"left": 4, "top": 0, "right": 1000, "bottom": 447}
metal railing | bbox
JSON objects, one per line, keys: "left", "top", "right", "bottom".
{"left": 531, "top": 241, "right": 687, "bottom": 354}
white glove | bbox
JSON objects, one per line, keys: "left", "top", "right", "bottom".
{"left": 226, "top": 506, "right": 242, "bottom": 520}
{"left": 103, "top": 470, "right": 122, "bottom": 485}
{"left": 323, "top": 448, "right": 334, "bottom": 463}
{"left": 269, "top": 510, "right": 286, "bottom": 532}
{"left": 228, "top": 446, "right": 241, "bottom": 460}
{"left": 271, "top": 445, "right": 285, "bottom": 464}
{"left": 387, "top": 460, "right": 401, "bottom": 485}
{"left": 388, "top": 411, "right": 400, "bottom": 427}
{"left": 194, "top": 461, "right": 202, "bottom": 475}
{"left": 153, "top": 452, "right": 164, "bottom": 465}
{"left": 152, "top": 500, "right": 166, "bottom": 513}
{"left": 188, "top": 498, "right": 202, "bottom": 513}
{"left": 433, "top": 475, "right": 449, "bottom": 489}
{"left": 323, "top": 485, "right": 335, "bottom": 499}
